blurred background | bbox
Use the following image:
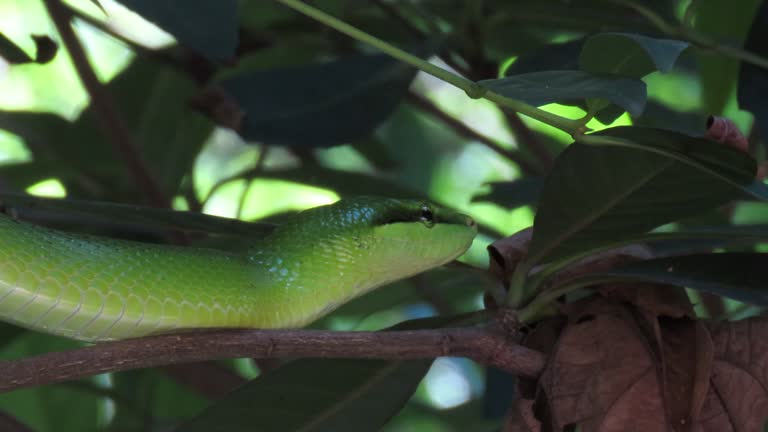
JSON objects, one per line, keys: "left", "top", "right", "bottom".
{"left": 0, "top": 0, "right": 763, "bottom": 430}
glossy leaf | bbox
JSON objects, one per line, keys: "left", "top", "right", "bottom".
{"left": 481, "top": 71, "right": 647, "bottom": 117}
{"left": 176, "top": 359, "right": 431, "bottom": 432}
{"left": 594, "top": 253, "right": 768, "bottom": 305}
{"left": 526, "top": 126, "right": 756, "bottom": 265}
{"left": 115, "top": 0, "right": 238, "bottom": 62}
{"left": 580, "top": 33, "right": 689, "bottom": 78}
{"left": 219, "top": 48, "right": 428, "bottom": 147}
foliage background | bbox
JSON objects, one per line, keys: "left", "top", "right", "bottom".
{"left": 0, "top": 0, "right": 764, "bottom": 431}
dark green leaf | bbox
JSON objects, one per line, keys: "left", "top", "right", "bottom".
{"left": 177, "top": 359, "right": 430, "bottom": 432}
{"left": 115, "top": 0, "right": 238, "bottom": 62}
{"left": 472, "top": 178, "right": 543, "bottom": 210}
{"left": 580, "top": 33, "right": 688, "bottom": 78}
{"left": 0, "top": 193, "right": 275, "bottom": 238}
{"left": 593, "top": 253, "right": 768, "bottom": 305}
{"left": 108, "top": 369, "right": 210, "bottom": 432}
{"left": 0, "top": 59, "right": 213, "bottom": 201}
{"left": 502, "top": 40, "right": 583, "bottom": 75}
{"left": 258, "top": 167, "right": 423, "bottom": 199}
{"left": 526, "top": 126, "right": 756, "bottom": 264}
{"left": 481, "top": 71, "right": 647, "bottom": 117}
{"left": 694, "top": 0, "right": 762, "bottom": 114}
{"left": 0, "top": 333, "right": 99, "bottom": 432}
{"left": 737, "top": 1, "right": 768, "bottom": 151}
{"left": 0, "top": 33, "right": 32, "bottom": 64}
{"left": 219, "top": 49, "right": 428, "bottom": 147}
{"left": 174, "top": 316, "right": 473, "bottom": 432}
{"left": 634, "top": 101, "right": 708, "bottom": 136}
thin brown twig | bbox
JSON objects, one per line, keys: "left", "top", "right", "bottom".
{"left": 406, "top": 92, "right": 540, "bottom": 175}
{"left": 43, "top": 0, "right": 169, "bottom": 208}
{"left": 0, "top": 327, "right": 546, "bottom": 393}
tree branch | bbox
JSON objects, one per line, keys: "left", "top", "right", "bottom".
{"left": 43, "top": 0, "right": 169, "bottom": 208}
{"left": 0, "top": 327, "right": 545, "bottom": 393}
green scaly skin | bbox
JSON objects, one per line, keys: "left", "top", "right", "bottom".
{"left": 0, "top": 197, "right": 477, "bottom": 341}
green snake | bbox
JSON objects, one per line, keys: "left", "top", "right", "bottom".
{"left": 0, "top": 197, "right": 477, "bottom": 341}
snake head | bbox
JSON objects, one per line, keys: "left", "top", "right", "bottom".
{"left": 266, "top": 196, "right": 477, "bottom": 279}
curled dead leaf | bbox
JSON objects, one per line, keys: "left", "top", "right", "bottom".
{"left": 705, "top": 116, "right": 749, "bottom": 153}
{"left": 537, "top": 297, "right": 714, "bottom": 431}
{"left": 539, "top": 299, "right": 667, "bottom": 431}
{"left": 699, "top": 317, "right": 768, "bottom": 431}
{"left": 487, "top": 227, "right": 533, "bottom": 307}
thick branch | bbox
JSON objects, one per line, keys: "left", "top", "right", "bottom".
{"left": 43, "top": 0, "right": 169, "bottom": 208}
{"left": 0, "top": 327, "right": 545, "bottom": 393}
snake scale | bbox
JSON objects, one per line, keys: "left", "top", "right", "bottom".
{"left": 0, "top": 197, "right": 477, "bottom": 341}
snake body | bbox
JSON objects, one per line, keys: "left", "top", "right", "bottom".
{"left": 0, "top": 197, "right": 476, "bottom": 341}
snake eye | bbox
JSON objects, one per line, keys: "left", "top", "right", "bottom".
{"left": 419, "top": 205, "right": 434, "bottom": 225}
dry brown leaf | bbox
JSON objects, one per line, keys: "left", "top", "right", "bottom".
{"left": 488, "top": 227, "right": 533, "bottom": 283}
{"left": 599, "top": 282, "right": 694, "bottom": 319}
{"left": 503, "top": 397, "right": 541, "bottom": 432}
{"left": 699, "top": 317, "right": 768, "bottom": 431}
{"left": 487, "top": 228, "right": 533, "bottom": 307}
{"left": 539, "top": 299, "right": 668, "bottom": 431}
{"left": 657, "top": 318, "right": 713, "bottom": 431}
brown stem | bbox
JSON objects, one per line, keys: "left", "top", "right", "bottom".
{"left": 406, "top": 92, "right": 540, "bottom": 176}
{"left": 43, "top": 0, "right": 169, "bottom": 208}
{"left": 0, "top": 327, "right": 545, "bottom": 393}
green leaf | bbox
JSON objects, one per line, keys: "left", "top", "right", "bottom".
{"left": 115, "top": 0, "right": 238, "bottom": 62}
{"left": 108, "top": 369, "right": 210, "bottom": 432}
{"left": 580, "top": 33, "right": 689, "bottom": 78}
{"left": 472, "top": 178, "right": 543, "bottom": 210}
{"left": 0, "top": 33, "right": 56, "bottom": 65}
{"left": 526, "top": 126, "right": 756, "bottom": 265}
{"left": 0, "top": 32, "right": 32, "bottom": 64}
{"left": 218, "top": 49, "right": 427, "bottom": 148}
{"left": 593, "top": 253, "right": 768, "bottom": 305}
{"left": 175, "top": 315, "right": 472, "bottom": 432}
{"left": 177, "top": 359, "right": 431, "bottom": 432}
{"left": 0, "top": 333, "right": 99, "bottom": 432}
{"left": 257, "top": 167, "right": 424, "bottom": 199}
{"left": 694, "top": 0, "right": 762, "bottom": 114}
{"left": 0, "top": 193, "right": 275, "bottom": 238}
{"left": 737, "top": 1, "right": 768, "bottom": 152}
{"left": 480, "top": 70, "right": 647, "bottom": 117}
{"left": 0, "top": 60, "right": 213, "bottom": 201}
